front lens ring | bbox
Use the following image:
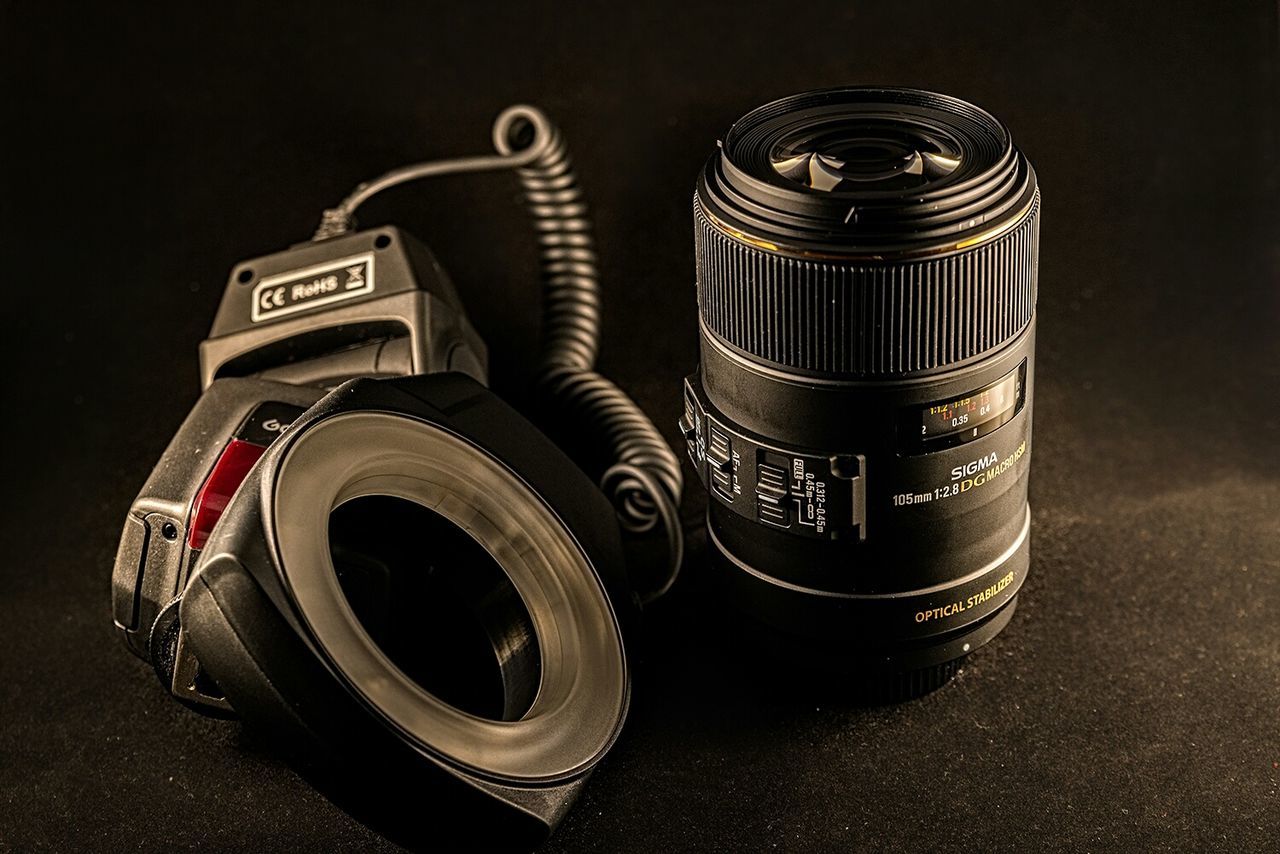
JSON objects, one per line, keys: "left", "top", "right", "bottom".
{"left": 704, "top": 87, "right": 1030, "bottom": 253}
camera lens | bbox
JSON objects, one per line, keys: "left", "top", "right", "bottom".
{"left": 681, "top": 87, "right": 1040, "bottom": 698}
{"left": 767, "top": 122, "right": 963, "bottom": 192}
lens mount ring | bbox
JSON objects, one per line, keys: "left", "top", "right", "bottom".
{"left": 268, "top": 410, "right": 628, "bottom": 784}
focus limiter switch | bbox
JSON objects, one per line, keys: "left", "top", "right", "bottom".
{"left": 755, "top": 461, "right": 790, "bottom": 527}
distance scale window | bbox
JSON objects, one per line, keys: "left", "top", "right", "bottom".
{"left": 903, "top": 361, "right": 1025, "bottom": 454}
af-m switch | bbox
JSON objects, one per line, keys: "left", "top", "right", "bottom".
{"left": 707, "top": 425, "right": 734, "bottom": 501}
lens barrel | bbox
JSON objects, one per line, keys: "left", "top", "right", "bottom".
{"left": 682, "top": 87, "right": 1040, "bottom": 697}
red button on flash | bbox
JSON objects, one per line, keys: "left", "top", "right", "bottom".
{"left": 187, "top": 439, "right": 267, "bottom": 549}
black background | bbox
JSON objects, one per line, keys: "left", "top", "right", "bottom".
{"left": 3, "top": 2, "right": 1278, "bottom": 850}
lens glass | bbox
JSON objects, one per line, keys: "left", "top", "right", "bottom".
{"left": 769, "top": 120, "right": 962, "bottom": 193}
{"left": 329, "top": 495, "right": 541, "bottom": 721}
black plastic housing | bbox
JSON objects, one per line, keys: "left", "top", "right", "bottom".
{"left": 110, "top": 379, "right": 325, "bottom": 660}
{"left": 200, "top": 226, "right": 487, "bottom": 389}
{"left": 112, "top": 228, "right": 490, "bottom": 668}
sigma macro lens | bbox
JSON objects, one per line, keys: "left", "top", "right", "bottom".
{"left": 680, "top": 87, "right": 1040, "bottom": 698}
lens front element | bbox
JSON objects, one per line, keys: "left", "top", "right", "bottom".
{"left": 769, "top": 122, "right": 963, "bottom": 192}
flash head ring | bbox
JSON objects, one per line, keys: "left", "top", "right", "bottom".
{"left": 179, "top": 374, "right": 636, "bottom": 845}
{"left": 270, "top": 408, "right": 628, "bottom": 783}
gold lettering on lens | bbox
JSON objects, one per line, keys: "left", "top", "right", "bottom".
{"left": 915, "top": 570, "right": 1016, "bottom": 624}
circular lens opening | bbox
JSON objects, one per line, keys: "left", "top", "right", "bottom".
{"left": 328, "top": 494, "right": 541, "bottom": 722}
{"left": 705, "top": 88, "right": 1029, "bottom": 251}
{"left": 769, "top": 121, "right": 963, "bottom": 193}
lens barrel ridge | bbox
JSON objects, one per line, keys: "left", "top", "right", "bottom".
{"left": 694, "top": 196, "right": 1039, "bottom": 376}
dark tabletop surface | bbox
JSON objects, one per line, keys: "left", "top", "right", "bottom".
{"left": 2, "top": 2, "right": 1278, "bottom": 850}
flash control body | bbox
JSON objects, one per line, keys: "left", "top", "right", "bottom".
{"left": 111, "top": 227, "right": 487, "bottom": 679}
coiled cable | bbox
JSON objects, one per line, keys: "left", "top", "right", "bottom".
{"left": 314, "top": 105, "right": 684, "bottom": 603}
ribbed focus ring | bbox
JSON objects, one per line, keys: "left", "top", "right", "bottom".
{"left": 695, "top": 195, "right": 1039, "bottom": 377}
